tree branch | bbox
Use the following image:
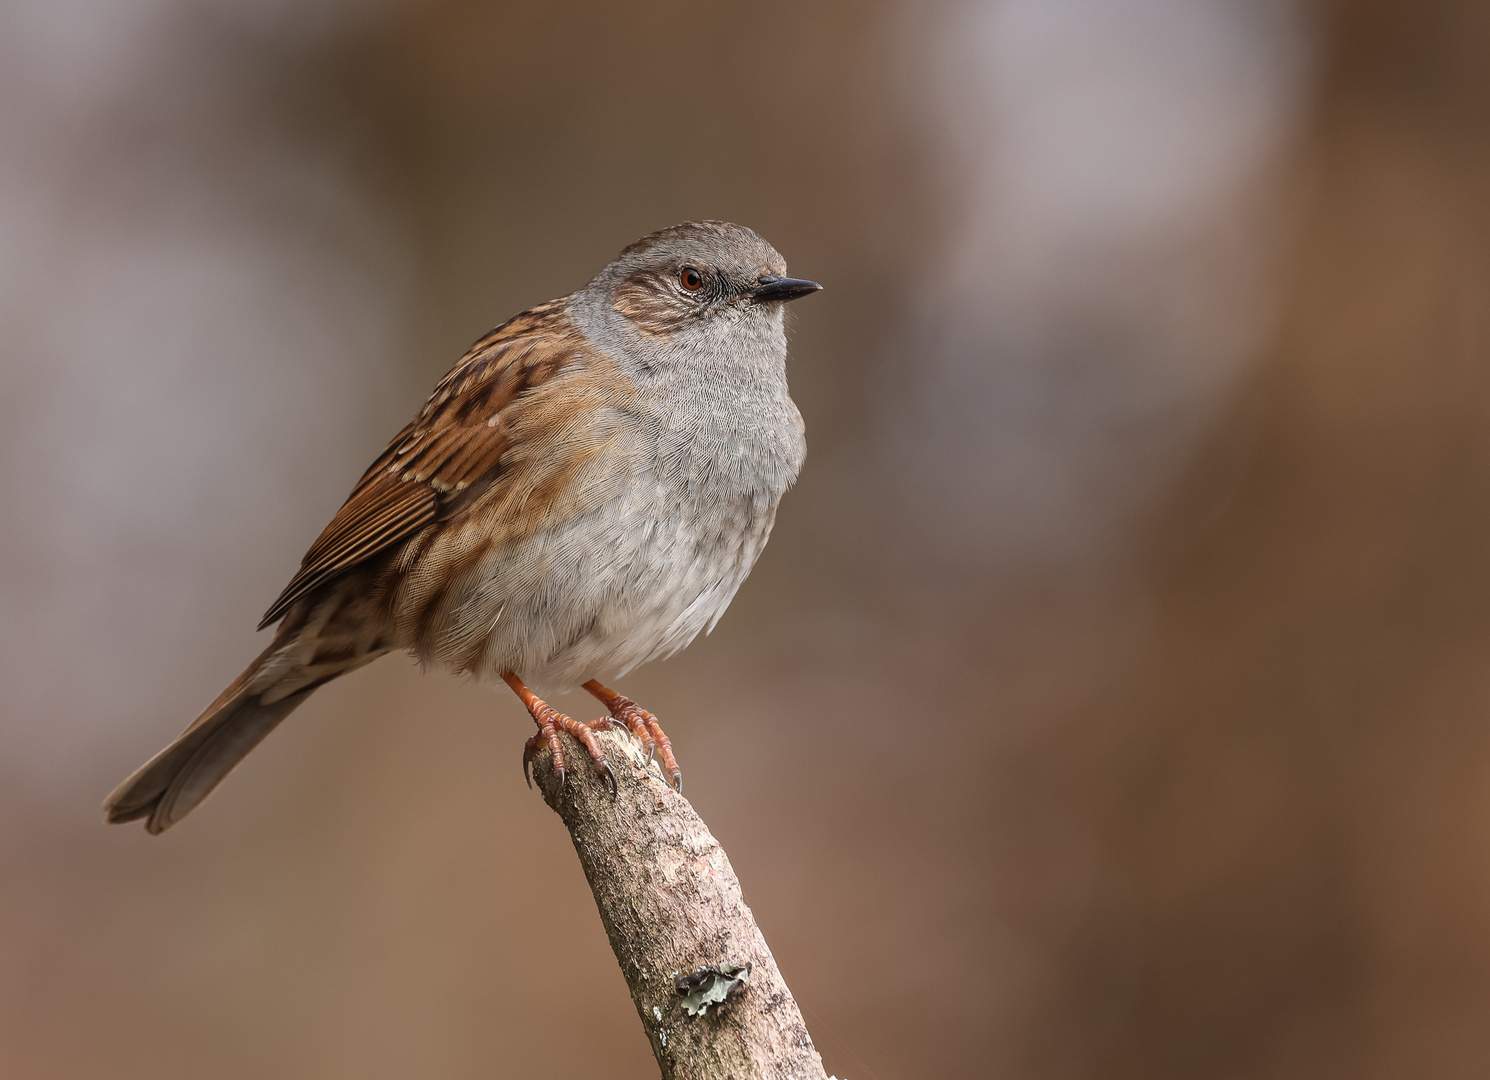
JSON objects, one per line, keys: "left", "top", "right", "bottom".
{"left": 529, "top": 727, "right": 830, "bottom": 1080}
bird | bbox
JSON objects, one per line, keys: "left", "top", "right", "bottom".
{"left": 104, "top": 220, "right": 819, "bottom": 834}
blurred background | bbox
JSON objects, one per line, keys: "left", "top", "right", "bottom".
{"left": 2, "top": 0, "right": 1488, "bottom": 1075}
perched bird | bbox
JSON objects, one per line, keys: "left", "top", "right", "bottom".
{"left": 105, "top": 221, "right": 819, "bottom": 834}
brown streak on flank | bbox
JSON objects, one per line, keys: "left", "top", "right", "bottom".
{"left": 409, "top": 533, "right": 496, "bottom": 657}
{"left": 521, "top": 443, "right": 598, "bottom": 528}
{"left": 390, "top": 354, "right": 638, "bottom": 659}
{"left": 259, "top": 300, "right": 591, "bottom": 630}
{"left": 391, "top": 523, "right": 438, "bottom": 577}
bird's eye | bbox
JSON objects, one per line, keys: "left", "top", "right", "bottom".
{"left": 680, "top": 267, "right": 703, "bottom": 291}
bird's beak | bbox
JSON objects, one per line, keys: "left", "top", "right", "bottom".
{"left": 751, "top": 275, "right": 823, "bottom": 304}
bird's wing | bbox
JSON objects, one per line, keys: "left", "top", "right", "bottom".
{"left": 259, "top": 298, "right": 587, "bottom": 628}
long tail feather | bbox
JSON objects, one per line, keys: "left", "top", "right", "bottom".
{"left": 108, "top": 578, "right": 392, "bottom": 833}
{"left": 105, "top": 644, "right": 328, "bottom": 834}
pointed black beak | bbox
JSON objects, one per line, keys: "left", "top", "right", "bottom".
{"left": 751, "top": 275, "right": 823, "bottom": 304}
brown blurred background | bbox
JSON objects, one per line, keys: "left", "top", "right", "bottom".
{"left": 2, "top": 0, "right": 1488, "bottom": 1076}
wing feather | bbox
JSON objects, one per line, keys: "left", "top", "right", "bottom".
{"left": 258, "top": 299, "right": 579, "bottom": 628}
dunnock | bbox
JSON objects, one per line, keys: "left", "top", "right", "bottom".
{"left": 106, "top": 221, "right": 819, "bottom": 833}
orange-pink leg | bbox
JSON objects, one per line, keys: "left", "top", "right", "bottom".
{"left": 582, "top": 680, "right": 682, "bottom": 792}
{"left": 502, "top": 672, "right": 617, "bottom": 794}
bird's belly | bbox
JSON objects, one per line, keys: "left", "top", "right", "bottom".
{"left": 399, "top": 480, "right": 780, "bottom": 694}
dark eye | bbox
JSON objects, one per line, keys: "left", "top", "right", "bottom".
{"left": 680, "top": 266, "right": 703, "bottom": 291}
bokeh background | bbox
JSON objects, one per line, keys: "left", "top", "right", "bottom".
{"left": 2, "top": 0, "right": 1488, "bottom": 1076}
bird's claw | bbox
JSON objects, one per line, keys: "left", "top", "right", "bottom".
{"left": 624, "top": 706, "right": 679, "bottom": 791}
{"left": 519, "top": 710, "right": 615, "bottom": 797}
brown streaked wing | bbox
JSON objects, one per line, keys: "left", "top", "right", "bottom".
{"left": 258, "top": 299, "right": 581, "bottom": 629}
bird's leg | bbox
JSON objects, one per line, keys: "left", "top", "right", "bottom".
{"left": 582, "top": 680, "right": 682, "bottom": 793}
{"left": 502, "top": 672, "right": 617, "bottom": 795}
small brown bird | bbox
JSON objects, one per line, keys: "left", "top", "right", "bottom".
{"left": 105, "top": 221, "right": 819, "bottom": 834}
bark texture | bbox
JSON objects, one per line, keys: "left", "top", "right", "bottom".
{"left": 529, "top": 728, "right": 828, "bottom": 1080}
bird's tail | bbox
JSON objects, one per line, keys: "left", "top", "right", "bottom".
{"left": 105, "top": 603, "right": 386, "bottom": 833}
{"left": 103, "top": 642, "right": 314, "bottom": 833}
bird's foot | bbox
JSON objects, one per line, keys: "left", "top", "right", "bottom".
{"left": 521, "top": 707, "right": 618, "bottom": 795}
{"left": 503, "top": 673, "right": 616, "bottom": 795}
{"left": 583, "top": 680, "right": 682, "bottom": 792}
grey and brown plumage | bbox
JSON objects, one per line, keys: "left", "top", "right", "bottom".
{"left": 105, "top": 220, "right": 820, "bottom": 834}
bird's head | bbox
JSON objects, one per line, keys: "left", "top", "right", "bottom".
{"left": 586, "top": 221, "right": 820, "bottom": 353}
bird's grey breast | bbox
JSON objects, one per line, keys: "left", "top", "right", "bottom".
{"left": 597, "top": 360, "right": 800, "bottom": 669}
{"left": 531, "top": 285, "right": 805, "bottom": 683}
{"left": 642, "top": 367, "right": 803, "bottom": 502}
